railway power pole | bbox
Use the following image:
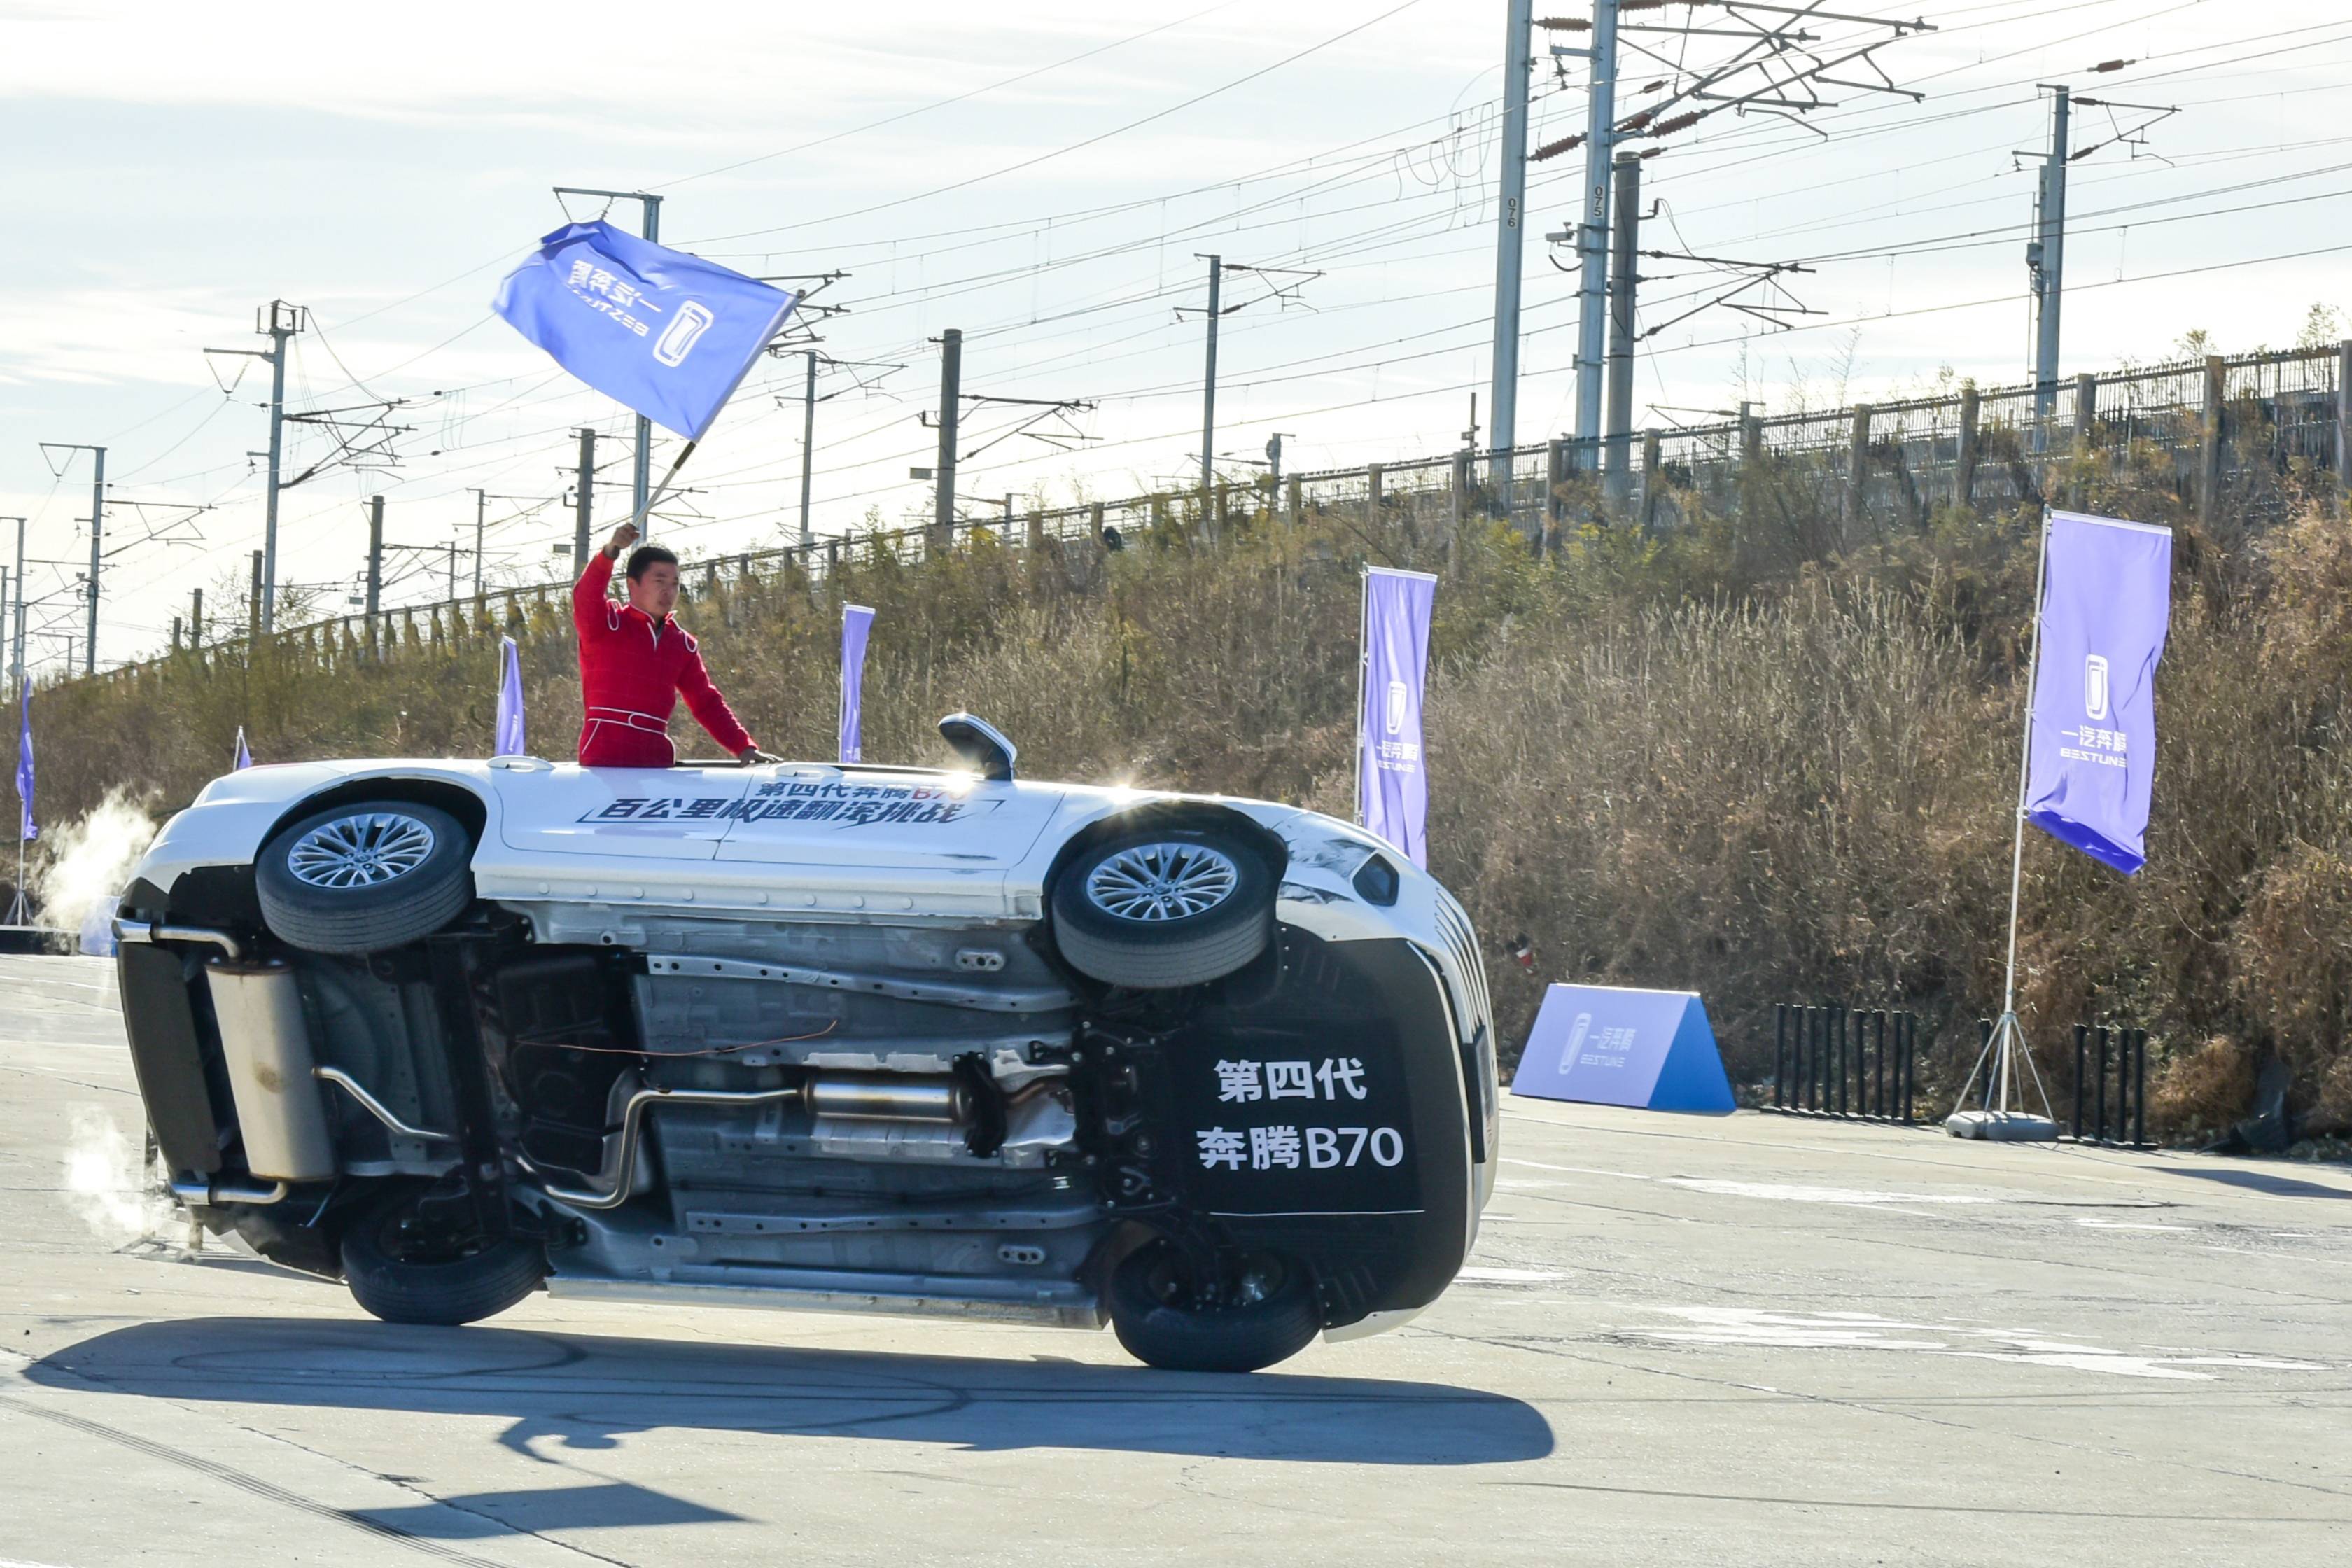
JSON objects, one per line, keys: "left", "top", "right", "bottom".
{"left": 365, "top": 496, "right": 384, "bottom": 621}
{"left": 2029, "top": 85, "right": 2071, "bottom": 440}
{"left": 1488, "top": 0, "right": 1535, "bottom": 493}
{"left": 471, "top": 489, "right": 489, "bottom": 596}
{"left": 2, "top": 517, "right": 22, "bottom": 692}
{"left": 1570, "top": 0, "right": 1620, "bottom": 470}
{"left": 190, "top": 587, "right": 204, "bottom": 648}
{"left": 554, "top": 187, "right": 662, "bottom": 526}
{"left": 1537, "top": 7, "right": 1931, "bottom": 471}
{"left": 799, "top": 349, "right": 818, "bottom": 548}
{"left": 204, "top": 301, "right": 304, "bottom": 629}
{"left": 932, "top": 328, "right": 962, "bottom": 551}
{"left": 1200, "top": 253, "right": 1223, "bottom": 498}
{"left": 1603, "top": 148, "right": 1643, "bottom": 508}
{"left": 572, "top": 428, "right": 597, "bottom": 571}
{"left": 38, "top": 444, "right": 105, "bottom": 673}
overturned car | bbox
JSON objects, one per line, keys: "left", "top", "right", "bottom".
{"left": 113, "top": 716, "right": 1497, "bottom": 1372}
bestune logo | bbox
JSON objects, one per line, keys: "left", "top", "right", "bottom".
{"left": 1385, "top": 678, "right": 1408, "bottom": 736}
{"left": 2083, "top": 653, "right": 2111, "bottom": 722}
{"left": 653, "top": 301, "right": 715, "bottom": 367}
{"left": 1561, "top": 1011, "right": 1592, "bottom": 1073}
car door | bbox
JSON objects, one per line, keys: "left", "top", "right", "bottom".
{"left": 711, "top": 765, "right": 1066, "bottom": 913}
{"left": 491, "top": 759, "right": 755, "bottom": 861}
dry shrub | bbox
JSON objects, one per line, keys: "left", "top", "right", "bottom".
{"left": 2152, "top": 1035, "right": 2259, "bottom": 1140}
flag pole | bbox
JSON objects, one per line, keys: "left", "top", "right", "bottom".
{"left": 1353, "top": 567, "right": 1370, "bottom": 830}
{"left": 9, "top": 679, "right": 28, "bottom": 926}
{"left": 626, "top": 439, "right": 698, "bottom": 533}
{"left": 1949, "top": 507, "right": 2059, "bottom": 1139}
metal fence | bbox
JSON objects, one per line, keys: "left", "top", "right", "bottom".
{"left": 103, "top": 341, "right": 2352, "bottom": 686}
{"left": 2070, "top": 1024, "right": 2150, "bottom": 1148}
{"left": 1769, "top": 1003, "right": 1919, "bottom": 1123}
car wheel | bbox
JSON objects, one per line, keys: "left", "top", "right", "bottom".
{"left": 340, "top": 1186, "right": 545, "bottom": 1327}
{"left": 1050, "top": 824, "right": 1273, "bottom": 988}
{"left": 256, "top": 800, "right": 474, "bottom": 955}
{"left": 1107, "top": 1240, "right": 1322, "bottom": 1373}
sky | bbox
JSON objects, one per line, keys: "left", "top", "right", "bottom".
{"left": 2, "top": 0, "right": 2347, "bottom": 678}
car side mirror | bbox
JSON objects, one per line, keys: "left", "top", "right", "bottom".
{"left": 937, "top": 712, "right": 1016, "bottom": 783}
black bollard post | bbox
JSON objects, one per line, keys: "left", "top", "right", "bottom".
{"left": 2096, "top": 1027, "right": 2110, "bottom": 1143}
{"left": 1833, "top": 1005, "right": 1848, "bottom": 1116}
{"left": 2132, "top": 1030, "right": 2148, "bottom": 1147}
{"left": 1774, "top": 1004, "right": 1787, "bottom": 1110}
{"left": 1874, "top": 1011, "right": 1888, "bottom": 1117}
{"left": 2073, "top": 1024, "right": 2088, "bottom": 1140}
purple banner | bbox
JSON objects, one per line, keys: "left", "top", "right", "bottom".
{"left": 232, "top": 727, "right": 252, "bottom": 771}
{"left": 839, "top": 604, "right": 874, "bottom": 764}
{"left": 13, "top": 678, "right": 31, "bottom": 843}
{"left": 495, "top": 636, "right": 526, "bottom": 757}
{"left": 1358, "top": 568, "right": 1436, "bottom": 867}
{"left": 2024, "top": 511, "right": 2173, "bottom": 875}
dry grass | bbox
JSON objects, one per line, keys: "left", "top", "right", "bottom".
{"left": 23, "top": 463, "right": 2352, "bottom": 1141}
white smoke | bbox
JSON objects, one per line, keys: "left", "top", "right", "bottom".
{"left": 30, "top": 788, "right": 158, "bottom": 954}
{"left": 58, "top": 1104, "right": 182, "bottom": 1252}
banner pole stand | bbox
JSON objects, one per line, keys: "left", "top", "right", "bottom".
{"left": 1951, "top": 508, "right": 2059, "bottom": 1142}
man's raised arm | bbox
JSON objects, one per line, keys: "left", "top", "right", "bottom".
{"left": 574, "top": 522, "right": 637, "bottom": 631}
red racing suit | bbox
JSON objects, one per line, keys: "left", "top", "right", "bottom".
{"left": 571, "top": 552, "right": 757, "bottom": 767}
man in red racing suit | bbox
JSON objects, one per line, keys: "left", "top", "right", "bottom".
{"left": 573, "top": 522, "right": 774, "bottom": 768}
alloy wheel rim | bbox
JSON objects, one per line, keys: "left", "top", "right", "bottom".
{"left": 1086, "top": 841, "right": 1239, "bottom": 922}
{"left": 287, "top": 813, "right": 436, "bottom": 890}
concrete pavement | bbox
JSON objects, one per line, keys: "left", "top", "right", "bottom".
{"left": 3, "top": 953, "right": 2346, "bottom": 1565}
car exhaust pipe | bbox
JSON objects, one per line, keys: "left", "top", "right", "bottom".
{"left": 170, "top": 1175, "right": 290, "bottom": 1206}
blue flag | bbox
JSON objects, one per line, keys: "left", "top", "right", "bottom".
{"left": 839, "top": 605, "right": 874, "bottom": 764}
{"left": 2024, "top": 511, "right": 2174, "bottom": 875}
{"left": 1357, "top": 567, "right": 1436, "bottom": 867}
{"left": 496, "top": 636, "right": 526, "bottom": 756}
{"left": 13, "top": 678, "right": 30, "bottom": 843}
{"left": 492, "top": 221, "right": 798, "bottom": 440}
{"left": 232, "top": 727, "right": 253, "bottom": 770}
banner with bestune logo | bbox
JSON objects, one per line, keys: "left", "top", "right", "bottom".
{"left": 839, "top": 604, "right": 874, "bottom": 764}
{"left": 1357, "top": 566, "right": 1436, "bottom": 867}
{"left": 2024, "top": 510, "right": 2174, "bottom": 875}
{"left": 13, "top": 678, "right": 31, "bottom": 843}
{"left": 491, "top": 220, "right": 797, "bottom": 441}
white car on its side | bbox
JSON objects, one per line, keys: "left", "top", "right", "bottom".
{"left": 113, "top": 715, "right": 1496, "bottom": 1372}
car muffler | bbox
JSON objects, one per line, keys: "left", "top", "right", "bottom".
{"left": 804, "top": 1070, "right": 971, "bottom": 1124}
{"left": 204, "top": 959, "right": 337, "bottom": 1182}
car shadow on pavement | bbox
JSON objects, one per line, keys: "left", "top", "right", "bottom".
{"left": 24, "top": 1316, "right": 1554, "bottom": 1466}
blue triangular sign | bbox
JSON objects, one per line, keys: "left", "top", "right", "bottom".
{"left": 1511, "top": 983, "right": 1735, "bottom": 1114}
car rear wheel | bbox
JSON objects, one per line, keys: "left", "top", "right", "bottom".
{"left": 1050, "top": 824, "right": 1273, "bottom": 988}
{"left": 1107, "top": 1240, "right": 1322, "bottom": 1373}
{"left": 340, "top": 1186, "right": 545, "bottom": 1327}
{"left": 257, "top": 800, "right": 474, "bottom": 955}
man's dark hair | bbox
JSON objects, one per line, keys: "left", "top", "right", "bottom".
{"left": 626, "top": 543, "right": 679, "bottom": 580}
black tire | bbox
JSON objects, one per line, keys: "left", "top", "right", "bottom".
{"left": 257, "top": 799, "right": 474, "bottom": 956}
{"left": 1107, "top": 1241, "right": 1322, "bottom": 1373}
{"left": 1051, "top": 823, "right": 1274, "bottom": 988}
{"left": 340, "top": 1188, "right": 545, "bottom": 1327}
